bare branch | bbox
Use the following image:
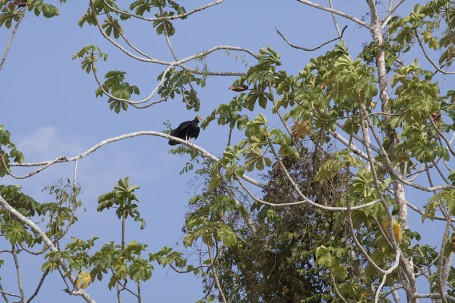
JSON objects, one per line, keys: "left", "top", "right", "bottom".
{"left": 26, "top": 270, "right": 50, "bottom": 303}
{"left": 296, "top": 0, "right": 368, "bottom": 28}
{"left": 12, "top": 245, "right": 26, "bottom": 303}
{"left": 276, "top": 25, "right": 347, "bottom": 51}
{"left": 382, "top": 0, "right": 406, "bottom": 28}
{"left": 207, "top": 245, "right": 227, "bottom": 303}
{"left": 9, "top": 131, "right": 264, "bottom": 188}
{"left": 0, "top": 11, "right": 25, "bottom": 72}
{"left": 89, "top": 0, "right": 257, "bottom": 66}
{"left": 100, "top": 0, "right": 224, "bottom": 22}
{"left": 0, "top": 288, "right": 20, "bottom": 299}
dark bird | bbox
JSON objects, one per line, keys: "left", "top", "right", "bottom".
{"left": 168, "top": 115, "right": 202, "bottom": 146}
{"left": 229, "top": 84, "right": 249, "bottom": 92}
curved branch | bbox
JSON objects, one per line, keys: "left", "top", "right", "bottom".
{"left": 296, "top": 0, "right": 368, "bottom": 28}
{"left": 9, "top": 131, "right": 264, "bottom": 188}
{"left": 100, "top": 0, "right": 224, "bottom": 22}
{"left": 236, "top": 175, "right": 381, "bottom": 210}
{"left": 92, "top": 63, "right": 175, "bottom": 106}
{"left": 382, "top": 0, "right": 406, "bottom": 29}
{"left": 90, "top": 0, "right": 257, "bottom": 66}
{"left": 276, "top": 25, "right": 347, "bottom": 51}
{"left": 0, "top": 10, "right": 25, "bottom": 72}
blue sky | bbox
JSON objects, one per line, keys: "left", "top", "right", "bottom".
{"left": 0, "top": 0, "right": 444, "bottom": 302}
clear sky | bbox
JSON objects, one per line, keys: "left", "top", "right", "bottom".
{"left": 0, "top": 0, "right": 442, "bottom": 302}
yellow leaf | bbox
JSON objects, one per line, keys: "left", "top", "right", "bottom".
{"left": 291, "top": 121, "right": 310, "bottom": 141}
{"left": 381, "top": 218, "right": 403, "bottom": 243}
{"left": 76, "top": 271, "right": 92, "bottom": 289}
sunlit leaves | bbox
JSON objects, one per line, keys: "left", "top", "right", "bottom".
{"left": 76, "top": 271, "right": 92, "bottom": 289}
{"left": 98, "top": 177, "right": 145, "bottom": 229}
{"left": 0, "top": 185, "right": 38, "bottom": 217}
{"left": 156, "top": 68, "right": 203, "bottom": 110}
{"left": 130, "top": 0, "right": 186, "bottom": 19}
{"left": 2, "top": 220, "right": 32, "bottom": 245}
{"left": 72, "top": 45, "right": 108, "bottom": 73}
{"left": 129, "top": 259, "right": 152, "bottom": 281}
{"left": 0, "top": 4, "right": 23, "bottom": 28}
{"left": 31, "top": 1, "right": 59, "bottom": 18}
{"left": 102, "top": 17, "right": 123, "bottom": 39}
{"left": 95, "top": 70, "right": 140, "bottom": 113}
{"left": 0, "top": 124, "right": 24, "bottom": 177}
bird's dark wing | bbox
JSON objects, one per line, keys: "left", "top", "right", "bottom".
{"left": 168, "top": 120, "right": 193, "bottom": 145}
{"left": 192, "top": 126, "right": 200, "bottom": 139}
{"left": 171, "top": 121, "right": 191, "bottom": 135}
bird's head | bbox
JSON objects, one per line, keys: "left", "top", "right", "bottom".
{"left": 195, "top": 115, "right": 202, "bottom": 122}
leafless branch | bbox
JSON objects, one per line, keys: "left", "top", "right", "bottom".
{"left": 26, "top": 270, "right": 50, "bottom": 303}
{"left": 207, "top": 245, "right": 227, "bottom": 303}
{"left": 382, "top": 0, "right": 406, "bottom": 28}
{"left": 0, "top": 11, "right": 25, "bottom": 72}
{"left": 12, "top": 245, "right": 26, "bottom": 303}
{"left": 276, "top": 25, "right": 347, "bottom": 51}
{"left": 296, "top": 0, "right": 368, "bottom": 28}
{"left": 100, "top": 0, "right": 224, "bottom": 22}
{"left": 8, "top": 131, "right": 264, "bottom": 188}
{"left": 89, "top": 0, "right": 257, "bottom": 66}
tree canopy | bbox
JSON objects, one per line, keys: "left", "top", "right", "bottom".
{"left": 0, "top": 0, "right": 454, "bottom": 303}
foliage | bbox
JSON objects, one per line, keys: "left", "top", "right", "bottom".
{"left": 1, "top": 0, "right": 455, "bottom": 302}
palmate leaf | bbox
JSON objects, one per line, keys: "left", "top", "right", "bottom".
{"left": 76, "top": 271, "right": 92, "bottom": 289}
{"left": 291, "top": 121, "right": 310, "bottom": 141}
{"left": 102, "top": 17, "right": 123, "bottom": 39}
{"left": 2, "top": 220, "right": 32, "bottom": 245}
{"left": 32, "top": 1, "right": 59, "bottom": 18}
{"left": 129, "top": 259, "right": 153, "bottom": 282}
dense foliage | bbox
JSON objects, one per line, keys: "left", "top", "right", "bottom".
{"left": 0, "top": 0, "right": 454, "bottom": 303}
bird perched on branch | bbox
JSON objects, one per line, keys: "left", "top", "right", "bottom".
{"left": 168, "top": 115, "right": 202, "bottom": 145}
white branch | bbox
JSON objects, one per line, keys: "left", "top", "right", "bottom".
{"left": 0, "top": 195, "right": 96, "bottom": 303}
{"left": 101, "top": 0, "right": 224, "bottom": 22}
{"left": 296, "top": 0, "right": 368, "bottom": 28}
{"left": 9, "top": 131, "right": 265, "bottom": 188}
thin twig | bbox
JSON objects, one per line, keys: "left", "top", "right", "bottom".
{"left": 276, "top": 25, "right": 347, "bottom": 51}
{"left": 296, "top": 0, "right": 368, "bottom": 28}
{"left": 0, "top": 11, "right": 25, "bottom": 71}
{"left": 26, "top": 269, "right": 50, "bottom": 303}
{"left": 207, "top": 245, "right": 227, "bottom": 303}
{"left": 100, "top": 0, "right": 224, "bottom": 22}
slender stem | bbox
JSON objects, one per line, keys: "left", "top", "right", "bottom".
{"left": 296, "top": 0, "right": 368, "bottom": 28}
{"left": 207, "top": 245, "right": 227, "bottom": 303}
{"left": 0, "top": 11, "right": 25, "bottom": 71}
{"left": 11, "top": 245, "right": 26, "bottom": 303}
{"left": 26, "top": 270, "right": 50, "bottom": 303}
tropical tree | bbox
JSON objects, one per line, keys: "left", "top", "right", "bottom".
{"left": 0, "top": 0, "right": 454, "bottom": 303}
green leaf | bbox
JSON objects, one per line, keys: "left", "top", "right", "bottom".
{"left": 129, "top": 259, "right": 153, "bottom": 282}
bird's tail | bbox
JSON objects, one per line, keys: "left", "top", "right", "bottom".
{"left": 168, "top": 139, "right": 179, "bottom": 146}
